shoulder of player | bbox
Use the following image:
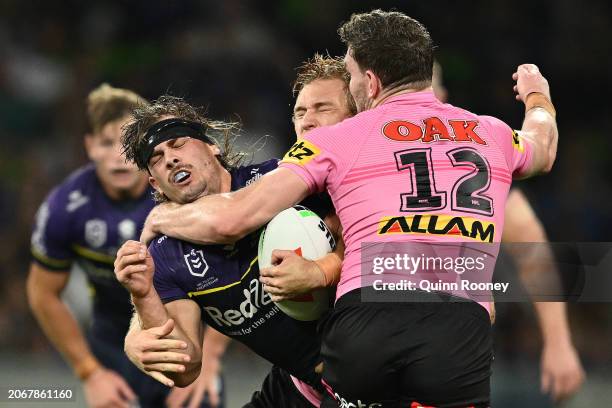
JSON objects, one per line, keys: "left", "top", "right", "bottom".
{"left": 477, "top": 114, "right": 510, "bottom": 130}
{"left": 59, "top": 163, "right": 98, "bottom": 191}
{"left": 419, "top": 106, "right": 510, "bottom": 143}
{"left": 148, "top": 234, "right": 180, "bottom": 255}
{"left": 237, "top": 158, "right": 279, "bottom": 175}
{"left": 475, "top": 114, "right": 514, "bottom": 148}
{"left": 232, "top": 158, "right": 279, "bottom": 187}
{"left": 148, "top": 235, "right": 207, "bottom": 264}
{"left": 147, "top": 235, "right": 183, "bottom": 273}
{"left": 42, "top": 164, "right": 97, "bottom": 216}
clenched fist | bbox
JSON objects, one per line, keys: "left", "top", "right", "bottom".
{"left": 512, "top": 63, "right": 551, "bottom": 102}
{"left": 114, "top": 240, "right": 155, "bottom": 298}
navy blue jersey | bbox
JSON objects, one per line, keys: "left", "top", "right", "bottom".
{"left": 31, "top": 164, "right": 156, "bottom": 344}
{"left": 151, "top": 159, "right": 326, "bottom": 388}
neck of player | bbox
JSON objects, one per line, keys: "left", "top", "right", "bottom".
{"left": 370, "top": 84, "right": 434, "bottom": 110}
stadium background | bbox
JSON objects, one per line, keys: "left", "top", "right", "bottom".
{"left": 0, "top": 0, "right": 610, "bottom": 406}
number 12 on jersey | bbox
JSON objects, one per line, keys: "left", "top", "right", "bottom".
{"left": 395, "top": 147, "right": 493, "bottom": 216}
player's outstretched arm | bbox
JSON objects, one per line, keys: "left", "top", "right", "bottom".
{"left": 115, "top": 240, "right": 203, "bottom": 387}
{"left": 502, "top": 190, "right": 585, "bottom": 402}
{"left": 141, "top": 168, "right": 311, "bottom": 245}
{"left": 27, "top": 263, "right": 136, "bottom": 407}
{"left": 512, "top": 64, "right": 558, "bottom": 178}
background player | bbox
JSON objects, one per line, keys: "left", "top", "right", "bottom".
{"left": 27, "top": 84, "right": 224, "bottom": 408}
{"left": 134, "top": 10, "right": 558, "bottom": 407}
{"left": 434, "top": 61, "right": 584, "bottom": 402}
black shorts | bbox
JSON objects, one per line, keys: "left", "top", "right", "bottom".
{"left": 319, "top": 288, "right": 492, "bottom": 408}
{"left": 243, "top": 366, "right": 317, "bottom": 408}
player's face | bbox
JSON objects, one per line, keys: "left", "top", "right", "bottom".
{"left": 147, "top": 135, "right": 226, "bottom": 204}
{"left": 344, "top": 50, "right": 369, "bottom": 113}
{"left": 293, "top": 78, "right": 352, "bottom": 139}
{"left": 85, "top": 117, "right": 146, "bottom": 198}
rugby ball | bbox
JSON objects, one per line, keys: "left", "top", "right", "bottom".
{"left": 258, "top": 206, "right": 335, "bottom": 321}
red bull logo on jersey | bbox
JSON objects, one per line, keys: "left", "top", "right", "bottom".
{"left": 203, "top": 277, "right": 275, "bottom": 328}
{"left": 382, "top": 118, "right": 487, "bottom": 145}
{"left": 378, "top": 214, "right": 495, "bottom": 243}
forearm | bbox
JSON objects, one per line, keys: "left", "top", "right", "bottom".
{"left": 125, "top": 311, "right": 149, "bottom": 349}
{"left": 127, "top": 312, "right": 141, "bottom": 336}
{"left": 132, "top": 294, "right": 202, "bottom": 385}
{"left": 149, "top": 195, "right": 237, "bottom": 245}
{"left": 318, "top": 213, "right": 345, "bottom": 287}
{"left": 534, "top": 302, "right": 573, "bottom": 347}
{"left": 131, "top": 289, "right": 170, "bottom": 329}
{"left": 508, "top": 230, "right": 566, "bottom": 327}
{"left": 503, "top": 191, "right": 571, "bottom": 347}
{"left": 152, "top": 191, "right": 279, "bottom": 245}
{"left": 29, "top": 294, "right": 100, "bottom": 379}
{"left": 131, "top": 292, "right": 198, "bottom": 353}
{"left": 316, "top": 239, "right": 344, "bottom": 287}
{"left": 520, "top": 105, "right": 558, "bottom": 176}
{"left": 149, "top": 168, "right": 310, "bottom": 245}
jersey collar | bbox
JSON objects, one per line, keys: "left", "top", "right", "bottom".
{"left": 380, "top": 89, "right": 439, "bottom": 107}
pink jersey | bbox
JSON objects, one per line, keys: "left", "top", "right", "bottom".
{"left": 280, "top": 90, "right": 533, "bottom": 304}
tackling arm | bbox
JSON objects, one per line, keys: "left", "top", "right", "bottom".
{"left": 141, "top": 168, "right": 311, "bottom": 245}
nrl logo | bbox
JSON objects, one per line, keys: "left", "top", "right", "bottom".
{"left": 85, "top": 219, "right": 107, "bottom": 248}
{"left": 118, "top": 219, "right": 136, "bottom": 242}
{"left": 184, "top": 249, "right": 209, "bottom": 277}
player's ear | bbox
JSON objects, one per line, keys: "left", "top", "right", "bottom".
{"left": 148, "top": 176, "right": 161, "bottom": 194}
{"left": 210, "top": 144, "right": 221, "bottom": 156}
{"left": 365, "top": 70, "right": 381, "bottom": 99}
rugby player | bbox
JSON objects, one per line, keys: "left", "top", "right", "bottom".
{"left": 115, "top": 96, "right": 342, "bottom": 407}
{"left": 135, "top": 10, "right": 559, "bottom": 407}
{"left": 27, "top": 84, "right": 225, "bottom": 408}
{"left": 262, "top": 56, "right": 583, "bottom": 403}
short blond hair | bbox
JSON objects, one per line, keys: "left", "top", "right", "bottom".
{"left": 292, "top": 54, "right": 357, "bottom": 116}
{"left": 86, "top": 84, "right": 146, "bottom": 134}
